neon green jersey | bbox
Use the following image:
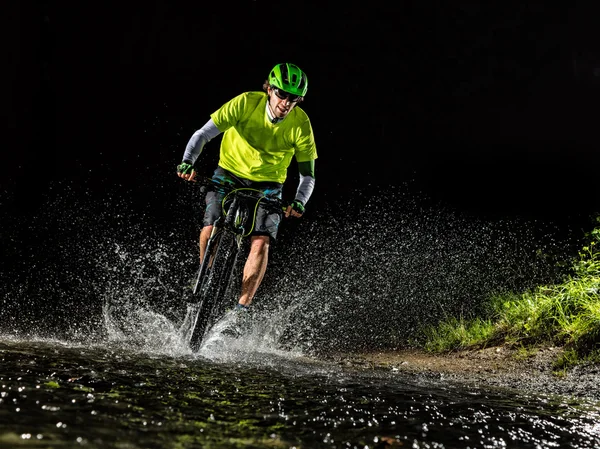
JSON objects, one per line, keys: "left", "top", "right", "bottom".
{"left": 210, "top": 92, "right": 317, "bottom": 183}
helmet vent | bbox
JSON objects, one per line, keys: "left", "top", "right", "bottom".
{"left": 297, "top": 74, "right": 306, "bottom": 90}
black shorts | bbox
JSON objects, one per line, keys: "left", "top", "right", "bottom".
{"left": 203, "top": 166, "right": 283, "bottom": 242}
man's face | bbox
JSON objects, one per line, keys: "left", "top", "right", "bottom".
{"left": 268, "top": 86, "right": 302, "bottom": 119}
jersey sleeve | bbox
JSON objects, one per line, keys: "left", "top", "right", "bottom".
{"left": 210, "top": 93, "right": 248, "bottom": 132}
{"left": 294, "top": 116, "right": 318, "bottom": 163}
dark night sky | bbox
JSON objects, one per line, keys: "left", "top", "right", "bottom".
{"left": 3, "top": 1, "right": 600, "bottom": 229}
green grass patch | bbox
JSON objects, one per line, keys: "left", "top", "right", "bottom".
{"left": 423, "top": 316, "right": 496, "bottom": 352}
{"left": 421, "top": 217, "right": 600, "bottom": 370}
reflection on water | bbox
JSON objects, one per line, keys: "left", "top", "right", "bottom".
{"left": 1, "top": 337, "right": 599, "bottom": 449}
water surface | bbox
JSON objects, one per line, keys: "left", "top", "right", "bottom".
{"left": 1, "top": 333, "right": 599, "bottom": 449}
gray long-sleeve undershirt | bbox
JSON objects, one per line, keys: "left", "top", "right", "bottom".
{"left": 181, "top": 118, "right": 315, "bottom": 205}
{"left": 182, "top": 119, "right": 221, "bottom": 165}
{"left": 295, "top": 173, "right": 315, "bottom": 206}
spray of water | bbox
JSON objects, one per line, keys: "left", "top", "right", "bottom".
{"left": 254, "top": 183, "right": 580, "bottom": 354}
{"left": 0, "top": 178, "right": 580, "bottom": 360}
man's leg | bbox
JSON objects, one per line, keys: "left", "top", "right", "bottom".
{"left": 238, "top": 235, "right": 270, "bottom": 307}
{"left": 199, "top": 225, "right": 213, "bottom": 263}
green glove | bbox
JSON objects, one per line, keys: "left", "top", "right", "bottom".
{"left": 290, "top": 200, "right": 305, "bottom": 214}
{"left": 177, "top": 162, "right": 194, "bottom": 175}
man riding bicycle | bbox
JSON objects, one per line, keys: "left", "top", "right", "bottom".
{"left": 177, "top": 62, "right": 318, "bottom": 315}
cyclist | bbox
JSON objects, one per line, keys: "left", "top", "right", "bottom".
{"left": 177, "top": 62, "right": 317, "bottom": 314}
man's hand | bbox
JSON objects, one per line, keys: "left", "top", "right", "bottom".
{"left": 285, "top": 200, "right": 305, "bottom": 218}
{"left": 177, "top": 162, "right": 197, "bottom": 182}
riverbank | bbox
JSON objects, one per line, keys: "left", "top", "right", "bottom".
{"left": 327, "top": 345, "right": 600, "bottom": 403}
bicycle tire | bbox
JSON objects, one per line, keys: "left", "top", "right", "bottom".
{"left": 189, "top": 230, "right": 239, "bottom": 351}
{"left": 188, "top": 230, "right": 220, "bottom": 351}
{"left": 192, "top": 229, "right": 222, "bottom": 297}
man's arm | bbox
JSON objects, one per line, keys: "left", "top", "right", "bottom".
{"left": 294, "top": 160, "right": 316, "bottom": 206}
{"left": 182, "top": 118, "right": 222, "bottom": 164}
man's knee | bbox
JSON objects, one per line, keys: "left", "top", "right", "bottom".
{"left": 249, "top": 235, "right": 270, "bottom": 252}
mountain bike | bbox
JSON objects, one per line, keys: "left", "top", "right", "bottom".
{"left": 187, "top": 178, "right": 284, "bottom": 352}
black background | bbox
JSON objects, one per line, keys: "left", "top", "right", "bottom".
{"left": 3, "top": 1, "right": 600, "bottom": 246}
{"left": 2, "top": 1, "right": 600, "bottom": 347}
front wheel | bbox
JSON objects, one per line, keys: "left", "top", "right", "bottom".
{"left": 189, "top": 230, "right": 239, "bottom": 351}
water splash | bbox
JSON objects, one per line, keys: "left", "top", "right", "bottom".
{"left": 102, "top": 299, "right": 190, "bottom": 356}
{"left": 257, "top": 184, "right": 581, "bottom": 353}
{"left": 198, "top": 308, "right": 305, "bottom": 361}
{"left": 0, "top": 178, "right": 583, "bottom": 358}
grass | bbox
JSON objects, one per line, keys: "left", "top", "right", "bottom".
{"left": 421, "top": 217, "right": 600, "bottom": 370}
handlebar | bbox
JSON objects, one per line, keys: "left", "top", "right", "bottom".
{"left": 193, "top": 176, "right": 286, "bottom": 210}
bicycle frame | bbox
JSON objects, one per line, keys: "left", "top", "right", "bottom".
{"left": 188, "top": 179, "right": 283, "bottom": 351}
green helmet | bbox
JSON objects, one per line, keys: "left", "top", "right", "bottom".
{"left": 268, "top": 63, "right": 308, "bottom": 97}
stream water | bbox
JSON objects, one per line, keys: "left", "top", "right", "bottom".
{"left": 1, "top": 329, "right": 600, "bottom": 449}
